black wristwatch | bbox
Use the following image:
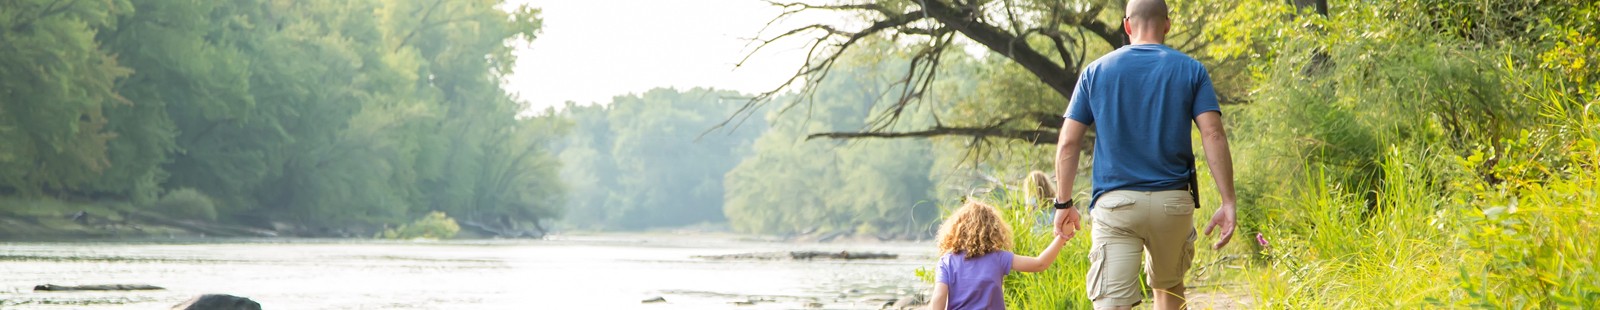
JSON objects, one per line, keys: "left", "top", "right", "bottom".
{"left": 1052, "top": 198, "right": 1075, "bottom": 210}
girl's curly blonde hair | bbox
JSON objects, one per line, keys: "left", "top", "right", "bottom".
{"left": 936, "top": 200, "right": 1014, "bottom": 258}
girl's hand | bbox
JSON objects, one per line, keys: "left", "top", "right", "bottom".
{"left": 1052, "top": 208, "right": 1082, "bottom": 240}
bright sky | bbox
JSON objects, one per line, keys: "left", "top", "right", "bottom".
{"left": 502, "top": 0, "right": 833, "bottom": 112}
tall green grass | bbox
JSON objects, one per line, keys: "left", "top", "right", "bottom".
{"left": 1234, "top": 1, "right": 1600, "bottom": 307}
{"left": 994, "top": 193, "right": 1094, "bottom": 309}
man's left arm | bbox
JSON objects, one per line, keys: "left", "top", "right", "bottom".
{"left": 1196, "top": 111, "right": 1237, "bottom": 250}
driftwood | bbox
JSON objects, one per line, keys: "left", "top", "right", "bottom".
{"left": 693, "top": 251, "right": 897, "bottom": 261}
{"left": 34, "top": 284, "right": 165, "bottom": 291}
{"left": 121, "top": 210, "right": 276, "bottom": 237}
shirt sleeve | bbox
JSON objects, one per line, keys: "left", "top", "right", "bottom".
{"left": 936, "top": 254, "right": 952, "bottom": 284}
{"left": 1192, "top": 65, "right": 1222, "bottom": 118}
{"left": 1000, "top": 251, "right": 1015, "bottom": 274}
{"left": 1064, "top": 69, "right": 1095, "bottom": 125}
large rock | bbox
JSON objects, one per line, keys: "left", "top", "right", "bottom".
{"left": 891, "top": 293, "right": 927, "bottom": 310}
{"left": 171, "top": 294, "right": 261, "bottom": 310}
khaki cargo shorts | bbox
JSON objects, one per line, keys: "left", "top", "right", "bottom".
{"left": 1085, "top": 189, "right": 1197, "bottom": 308}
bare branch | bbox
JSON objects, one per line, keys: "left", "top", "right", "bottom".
{"left": 710, "top": 5, "right": 932, "bottom": 134}
{"left": 724, "top": 0, "right": 1162, "bottom": 144}
{"left": 807, "top": 126, "right": 1059, "bottom": 145}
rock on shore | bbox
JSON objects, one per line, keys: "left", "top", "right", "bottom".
{"left": 171, "top": 294, "right": 261, "bottom": 310}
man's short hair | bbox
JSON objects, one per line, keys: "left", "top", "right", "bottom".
{"left": 1126, "top": 0, "right": 1169, "bottom": 22}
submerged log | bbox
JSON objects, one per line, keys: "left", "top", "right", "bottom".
{"left": 121, "top": 210, "right": 276, "bottom": 237}
{"left": 34, "top": 284, "right": 165, "bottom": 291}
{"left": 460, "top": 220, "right": 545, "bottom": 239}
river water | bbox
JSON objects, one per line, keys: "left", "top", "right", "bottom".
{"left": 0, "top": 234, "right": 936, "bottom": 309}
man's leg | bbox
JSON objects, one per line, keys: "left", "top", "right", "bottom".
{"left": 1144, "top": 190, "right": 1198, "bottom": 310}
{"left": 1153, "top": 283, "right": 1186, "bottom": 310}
{"left": 1088, "top": 192, "right": 1146, "bottom": 310}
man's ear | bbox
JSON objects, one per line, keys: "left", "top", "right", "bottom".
{"left": 1123, "top": 19, "right": 1134, "bottom": 35}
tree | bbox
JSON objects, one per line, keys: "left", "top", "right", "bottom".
{"left": 0, "top": 0, "right": 133, "bottom": 196}
{"left": 735, "top": 0, "right": 1257, "bottom": 145}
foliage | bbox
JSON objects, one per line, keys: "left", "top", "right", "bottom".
{"left": 0, "top": 0, "right": 133, "bottom": 196}
{"left": 149, "top": 188, "right": 219, "bottom": 222}
{"left": 1232, "top": 0, "right": 1600, "bottom": 307}
{"left": 378, "top": 211, "right": 462, "bottom": 240}
{"left": 0, "top": 0, "right": 562, "bottom": 234}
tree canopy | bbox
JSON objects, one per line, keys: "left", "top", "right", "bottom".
{"left": 1, "top": 0, "right": 559, "bottom": 235}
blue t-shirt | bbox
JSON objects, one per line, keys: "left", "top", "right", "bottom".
{"left": 1064, "top": 44, "right": 1220, "bottom": 207}
{"left": 936, "top": 251, "right": 1013, "bottom": 310}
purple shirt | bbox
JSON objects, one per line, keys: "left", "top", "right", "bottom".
{"left": 936, "top": 251, "right": 1014, "bottom": 310}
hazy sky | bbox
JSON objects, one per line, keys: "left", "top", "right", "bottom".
{"left": 503, "top": 0, "right": 832, "bottom": 112}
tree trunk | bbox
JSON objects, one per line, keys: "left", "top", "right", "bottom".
{"left": 1290, "top": 0, "right": 1329, "bottom": 16}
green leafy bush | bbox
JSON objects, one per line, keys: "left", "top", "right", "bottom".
{"left": 378, "top": 211, "right": 460, "bottom": 240}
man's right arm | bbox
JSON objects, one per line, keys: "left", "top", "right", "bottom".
{"left": 1052, "top": 119, "right": 1090, "bottom": 240}
{"left": 1195, "top": 111, "right": 1237, "bottom": 250}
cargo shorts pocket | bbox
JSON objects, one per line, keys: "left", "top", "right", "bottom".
{"left": 1086, "top": 243, "right": 1107, "bottom": 299}
{"left": 1163, "top": 197, "right": 1195, "bottom": 216}
{"left": 1096, "top": 195, "right": 1136, "bottom": 210}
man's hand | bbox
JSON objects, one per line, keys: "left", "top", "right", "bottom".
{"left": 1053, "top": 208, "right": 1082, "bottom": 241}
{"left": 1203, "top": 203, "right": 1236, "bottom": 250}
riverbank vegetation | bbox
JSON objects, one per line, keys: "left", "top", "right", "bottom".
{"left": 1233, "top": 0, "right": 1600, "bottom": 307}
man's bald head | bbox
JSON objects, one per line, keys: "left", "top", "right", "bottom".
{"left": 1125, "top": 0, "right": 1169, "bottom": 23}
{"left": 1123, "top": 0, "right": 1170, "bottom": 44}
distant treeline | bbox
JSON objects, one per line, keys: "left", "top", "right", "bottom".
{"left": 0, "top": 0, "right": 559, "bottom": 232}
{"left": 552, "top": 40, "right": 979, "bottom": 235}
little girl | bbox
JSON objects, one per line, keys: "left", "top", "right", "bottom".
{"left": 929, "top": 200, "right": 1066, "bottom": 310}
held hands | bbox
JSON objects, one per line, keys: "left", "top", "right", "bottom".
{"left": 1203, "top": 203, "right": 1237, "bottom": 250}
{"left": 1052, "top": 208, "right": 1082, "bottom": 241}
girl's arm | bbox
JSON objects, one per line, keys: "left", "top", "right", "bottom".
{"left": 927, "top": 283, "right": 949, "bottom": 310}
{"left": 1012, "top": 236, "right": 1067, "bottom": 272}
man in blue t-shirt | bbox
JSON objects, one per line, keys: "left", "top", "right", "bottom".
{"left": 1047, "top": 0, "right": 1240, "bottom": 309}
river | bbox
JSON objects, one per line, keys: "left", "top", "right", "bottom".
{"left": 0, "top": 234, "right": 936, "bottom": 309}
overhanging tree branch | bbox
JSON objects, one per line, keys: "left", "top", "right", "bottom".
{"left": 807, "top": 126, "right": 1059, "bottom": 145}
{"left": 728, "top": 0, "right": 1214, "bottom": 144}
